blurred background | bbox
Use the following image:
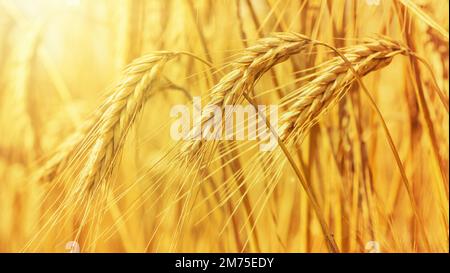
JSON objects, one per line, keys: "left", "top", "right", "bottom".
{"left": 0, "top": 0, "right": 448, "bottom": 252}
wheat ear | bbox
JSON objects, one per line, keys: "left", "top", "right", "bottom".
{"left": 34, "top": 90, "right": 117, "bottom": 183}
{"left": 59, "top": 52, "right": 177, "bottom": 194}
{"left": 181, "top": 32, "right": 312, "bottom": 154}
{"left": 278, "top": 38, "right": 408, "bottom": 141}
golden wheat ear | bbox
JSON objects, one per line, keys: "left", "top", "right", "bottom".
{"left": 39, "top": 52, "right": 177, "bottom": 194}
{"left": 180, "top": 32, "right": 313, "bottom": 157}
{"left": 278, "top": 38, "right": 408, "bottom": 142}
{"left": 34, "top": 49, "right": 217, "bottom": 186}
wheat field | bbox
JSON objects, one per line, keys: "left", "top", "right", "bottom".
{"left": 0, "top": 0, "right": 448, "bottom": 253}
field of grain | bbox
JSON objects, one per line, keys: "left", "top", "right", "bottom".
{"left": 0, "top": 0, "right": 448, "bottom": 253}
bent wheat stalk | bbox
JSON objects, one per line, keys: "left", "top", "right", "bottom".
{"left": 277, "top": 38, "right": 433, "bottom": 247}
{"left": 28, "top": 51, "right": 218, "bottom": 251}
{"left": 33, "top": 52, "right": 177, "bottom": 251}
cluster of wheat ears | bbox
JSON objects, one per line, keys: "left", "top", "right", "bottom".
{"left": 0, "top": 0, "right": 448, "bottom": 252}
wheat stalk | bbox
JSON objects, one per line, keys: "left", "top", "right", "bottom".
{"left": 27, "top": 51, "right": 184, "bottom": 252}
{"left": 0, "top": 23, "right": 43, "bottom": 166}
{"left": 39, "top": 52, "right": 176, "bottom": 248}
